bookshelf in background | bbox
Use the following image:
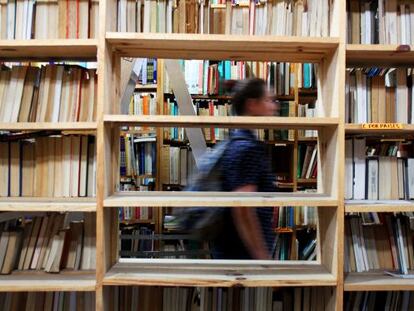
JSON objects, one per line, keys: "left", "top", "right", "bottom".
{"left": 160, "top": 60, "right": 319, "bottom": 193}
{"left": 116, "top": 58, "right": 321, "bottom": 261}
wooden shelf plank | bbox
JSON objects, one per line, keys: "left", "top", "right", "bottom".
{"left": 345, "top": 200, "right": 414, "bottom": 213}
{"left": 104, "top": 115, "right": 339, "bottom": 129}
{"left": 105, "top": 192, "right": 337, "bottom": 207}
{"left": 0, "top": 122, "right": 97, "bottom": 131}
{"left": 345, "top": 123, "right": 414, "bottom": 135}
{"left": 345, "top": 272, "right": 414, "bottom": 291}
{"left": 104, "top": 260, "right": 336, "bottom": 287}
{"left": 106, "top": 33, "right": 339, "bottom": 62}
{"left": 0, "top": 39, "right": 98, "bottom": 60}
{"left": 0, "top": 271, "right": 96, "bottom": 292}
{"left": 135, "top": 84, "right": 158, "bottom": 90}
{"left": 0, "top": 197, "right": 96, "bottom": 212}
{"left": 347, "top": 44, "right": 414, "bottom": 66}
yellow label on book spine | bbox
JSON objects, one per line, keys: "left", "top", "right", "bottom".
{"left": 362, "top": 123, "right": 403, "bottom": 130}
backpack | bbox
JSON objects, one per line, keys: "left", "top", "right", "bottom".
{"left": 172, "top": 135, "right": 252, "bottom": 241}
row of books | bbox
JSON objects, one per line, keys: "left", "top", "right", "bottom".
{"left": 160, "top": 145, "right": 196, "bottom": 186}
{"left": 0, "top": 213, "right": 96, "bottom": 274}
{"left": 117, "top": 0, "right": 331, "bottom": 37}
{"left": 164, "top": 60, "right": 316, "bottom": 96}
{"left": 162, "top": 98, "right": 232, "bottom": 142}
{"left": 274, "top": 206, "right": 317, "bottom": 229}
{"left": 0, "top": 0, "right": 99, "bottom": 39}
{"left": 0, "top": 136, "right": 96, "bottom": 198}
{"left": 138, "top": 58, "right": 157, "bottom": 85}
{"left": 113, "top": 286, "right": 333, "bottom": 311}
{"left": 297, "top": 102, "right": 318, "bottom": 138}
{"left": 345, "top": 213, "right": 414, "bottom": 274}
{"left": 120, "top": 135, "right": 156, "bottom": 177}
{"left": 345, "top": 291, "right": 414, "bottom": 311}
{"left": 345, "top": 138, "right": 414, "bottom": 200}
{"left": 297, "top": 144, "right": 318, "bottom": 180}
{"left": 0, "top": 65, "right": 97, "bottom": 123}
{"left": 347, "top": 0, "right": 414, "bottom": 44}
{"left": 346, "top": 68, "right": 414, "bottom": 124}
{"left": 0, "top": 291, "right": 95, "bottom": 311}
{"left": 129, "top": 93, "right": 157, "bottom": 116}
{"left": 273, "top": 229, "right": 317, "bottom": 261}
{"left": 119, "top": 206, "right": 154, "bottom": 222}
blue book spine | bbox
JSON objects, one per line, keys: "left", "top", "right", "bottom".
{"left": 303, "top": 63, "right": 311, "bottom": 88}
{"left": 153, "top": 59, "right": 157, "bottom": 84}
{"left": 224, "top": 61, "right": 231, "bottom": 80}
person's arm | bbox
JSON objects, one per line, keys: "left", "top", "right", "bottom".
{"left": 231, "top": 184, "right": 270, "bottom": 259}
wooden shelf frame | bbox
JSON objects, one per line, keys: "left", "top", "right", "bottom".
{"left": 0, "top": 271, "right": 96, "bottom": 292}
{"left": 0, "top": 197, "right": 97, "bottom": 212}
{"left": 0, "top": 39, "right": 98, "bottom": 60}
{"left": 346, "top": 44, "right": 414, "bottom": 66}
{"left": 345, "top": 200, "right": 414, "bottom": 213}
{"left": 103, "top": 260, "right": 336, "bottom": 287}
{"left": 104, "top": 115, "right": 339, "bottom": 129}
{"left": 345, "top": 272, "right": 414, "bottom": 291}
{"left": 0, "top": 122, "right": 97, "bottom": 132}
{"left": 345, "top": 123, "right": 414, "bottom": 135}
{"left": 106, "top": 32, "right": 340, "bottom": 63}
{"left": 105, "top": 192, "right": 338, "bottom": 207}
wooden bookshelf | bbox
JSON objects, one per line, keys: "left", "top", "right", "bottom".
{"left": 0, "top": 122, "right": 97, "bottom": 132}
{"left": 345, "top": 272, "right": 414, "bottom": 291}
{"left": 103, "top": 260, "right": 336, "bottom": 287}
{"left": 345, "top": 123, "right": 414, "bottom": 135}
{"left": 105, "top": 192, "right": 338, "bottom": 207}
{"left": 0, "top": 197, "right": 96, "bottom": 212}
{"left": 346, "top": 44, "right": 414, "bottom": 66}
{"left": 0, "top": 271, "right": 96, "bottom": 292}
{"left": 104, "top": 115, "right": 339, "bottom": 129}
{"left": 106, "top": 33, "right": 339, "bottom": 62}
{"left": 345, "top": 200, "right": 414, "bottom": 213}
{"left": 0, "top": 39, "right": 98, "bottom": 60}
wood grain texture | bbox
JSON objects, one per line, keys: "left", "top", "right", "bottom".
{"left": 104, "top": 191, "right": 338, "bottom": 207}
{"left": 347, "top": 44, "right": 414, "bottom": 66}
{"left": 0, "top": 197, "right": 96, "bottom": 212}
{"left": 345, "top": 123, "right": 414, "bottom": 134}
{"left": 345, "top": 272, "right": 414, "bottom": 291}
{"left": 345, "top": 200, "right": 414, "bottom": 213}
{"left": 104, "top": 115, "right": 339, "bottom": 129}
{"left": 0, "top": 122, "right": 97, "bottom": 131}
{"left": 104, "top": 260, "right": 336, "bottom": 287}
{"left": 106, "top": 32, "right": 339, "bottom": 62}
{"left": 0, "top": 270, "right": 96, "bottom": 292}
{"left": 0, "top": 39, "right": 97, "bottom": 60}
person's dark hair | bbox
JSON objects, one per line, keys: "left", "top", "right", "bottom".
{"left": 230, "top": 78, "right": 267, "bottom": 116}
